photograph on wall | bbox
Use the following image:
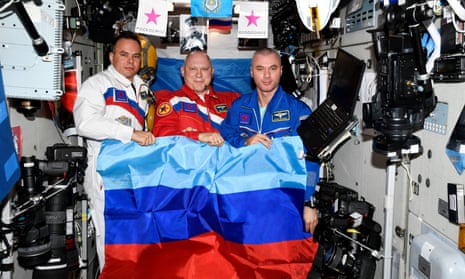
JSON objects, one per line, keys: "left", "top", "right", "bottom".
{"left": 160, "top": 15, "right": 181, "bottom": 47}
{"left": 180, "top": 15, "right": 208, "bottom": 54}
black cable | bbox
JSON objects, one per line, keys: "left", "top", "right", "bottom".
{"left": 13, "top": 0, "right": 49, "bottom": 56}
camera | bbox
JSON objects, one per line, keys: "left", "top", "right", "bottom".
{"left": 12, "top": 156, "right": 52, "bottom": 269}
{"left": 309, "top": 182, "right": 382, "bottom": 279}
{"left": 363, "top": 2, "right": 437, "bottom": 154}
{"left": 7, "top": 144, "right": 86, "bottom": 278}
{"left": 271, "top": 0, "right": 300, "bottom": 50}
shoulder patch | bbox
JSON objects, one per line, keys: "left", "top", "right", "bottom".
{"left": 156, "top": 102, "right": 172, "bottom": 117}
{"left": 215, "top": 104, "right": 228, "bottom": 113}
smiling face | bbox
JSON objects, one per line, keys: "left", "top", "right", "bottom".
{"left": 109, "top": 38, "right": 142, "bottom": 81}
{"left": 251, "top": 49, "right": 282, "bottom": 105}
{"left": 181, "top": 51, "right": 213, "bottom": 96}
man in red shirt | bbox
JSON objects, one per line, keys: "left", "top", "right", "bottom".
{"left": 153, "top": 51, "right": 239, "bottom": 146}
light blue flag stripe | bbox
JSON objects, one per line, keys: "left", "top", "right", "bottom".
{"left": 97, "top": 136, "right": 307, "bottom": 195}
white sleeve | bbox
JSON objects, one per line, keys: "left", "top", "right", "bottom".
{"left": 73, "top": 75, "right": 133, "bottom": 143}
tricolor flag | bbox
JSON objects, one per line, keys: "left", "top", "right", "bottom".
{"left": 208, "top": 18, "right": 233, "bottom": 33}
{"left": 237, "top": 1, "right": 269, "bottom": 39}
{"left": 191, "top": 0, "right": 233, "bottom": 18}
{"left": 97, "top": 136, "right": 318, "bottom": 278}
{"left": 135, "top": 0, "right": 168, "bottom": 37}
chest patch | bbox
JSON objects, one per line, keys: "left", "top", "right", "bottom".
{"left": 183, "top": 102, "right": 197, "bottom": 112}
{"left": 215, "top": 104, "right": 228, "bottom": 113}
{"left": 114, "top": 89, "right": 128, "bottom": 102}
{"left": 272, "top": 110, "right": 290, "bottom": 122}
{"left": 239, "top": 112, "right": 251, "bottom": 125}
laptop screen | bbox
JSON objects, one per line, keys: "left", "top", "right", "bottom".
{"left": 327, "top": 49, "right": 366, "bottom": 113}
{"left": 297, "top": 48, "right": 365, "bottom": 162}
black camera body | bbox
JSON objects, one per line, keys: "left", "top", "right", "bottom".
{"left": 45, "top": 144, "right": 86, "bottom": 162}
{"left": 10, "top": 144, "right": 87, "bottom": 277}
{"left": 363, "top": 2, "right": 437, "bottom": 154}
{"left": 311, "top": 182, "right": 382, "bottom": 279}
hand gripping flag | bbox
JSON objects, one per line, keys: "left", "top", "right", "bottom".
{"left": 97, "top": 136, "right": 318, "bottom": 279}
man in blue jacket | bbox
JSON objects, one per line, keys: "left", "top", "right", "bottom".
{"left": 221, "top": 47, "right": 319, "bottom": 234}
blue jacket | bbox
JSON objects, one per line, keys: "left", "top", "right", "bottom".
{"left": 221, "top": 86, "right": 319, "bottom": 199}
{"left": 221, "top": 86, "right": 312, "bottom": 147}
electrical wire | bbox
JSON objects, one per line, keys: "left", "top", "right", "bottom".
{"left": 400, "top": 161, "right": 418, "bottom": 201}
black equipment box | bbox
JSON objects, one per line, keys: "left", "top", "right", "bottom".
{"left": 432, "top": 55, "right": 465, "bottom": 82}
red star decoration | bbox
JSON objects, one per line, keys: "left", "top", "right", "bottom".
{"left": 245, "top": 10, "right": 260, "bottom": 27}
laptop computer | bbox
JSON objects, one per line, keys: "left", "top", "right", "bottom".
{"left": 297, "top": 48, "right": 366, "bottom": 162}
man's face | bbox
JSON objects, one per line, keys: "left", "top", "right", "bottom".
{"left": 251, "top": 53, "right": 282, "bottom": 96}
{"left": 109, "top": 38, "right": 141, "bottom": 81}
{"left": 181, "top": 52, "right": 213, "bottom": 95}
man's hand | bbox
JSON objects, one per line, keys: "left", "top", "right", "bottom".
{"left": 303, "top": 206, "right": 318, "bottom": 234}
{"left": 132, "top": 130, "right": 156, "bottom": 146}
{"left": 199, "top": 132, "right": 224, "bottom": 147}
{"left": 245, "top": 133, "right": 272, "bottom": 149}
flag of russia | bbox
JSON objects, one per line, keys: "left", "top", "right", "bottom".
{"left": 97, "top": 136, "right": 318, "bottom": 278}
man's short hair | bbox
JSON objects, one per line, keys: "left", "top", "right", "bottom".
{"left": 111, "top": 31, "right": 141, "bottom": 51}
{"left": 252, "top": 47, "right": 281, "bottom": 64}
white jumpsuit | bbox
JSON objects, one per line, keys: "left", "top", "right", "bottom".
{"left": 73, "top": 65, "right": 150, "bottom": 270}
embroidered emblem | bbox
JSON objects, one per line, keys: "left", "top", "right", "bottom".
{"left": 182, "top": 127, "right": 198, "bottom": 132}
{"left": 183, "top": 102, "right": 197, "bottom": 112}
{"left": 157, "top": 102, "right": 172, "bottom": 117}
{"left": 115, "top": 115, "right": 131, "bottom": 126}
{"left": 215, "top": 104, "right": 228, "bottom": 113}
{"left": 272, "top": 110, "right": 290, "bottom": 122}
{"left": 239, "top": 112, "right": 251, "bottom": 125}
{"left": 114, "top": 89, "right": 128, "bottom": 102}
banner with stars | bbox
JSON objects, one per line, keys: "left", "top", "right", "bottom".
{"left": 237, "top": 1, "right": 269, "bottom": 39}
{"left": 135, "top": 0, "right": 168, "bottom": 37}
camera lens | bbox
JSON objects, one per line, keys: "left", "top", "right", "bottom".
{"left": 14, "top": 209, "right": 52, "bottom": 268}
{"left": 14, "top": 157, "right": 52, "bottom": 269}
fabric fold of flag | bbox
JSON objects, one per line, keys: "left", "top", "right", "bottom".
{"left": 97, "top": 136, "right": 318, "bottom": 279}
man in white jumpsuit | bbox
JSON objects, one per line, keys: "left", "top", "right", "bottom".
{"left": 73, "top": 31, "right": 156, "bottom": 271}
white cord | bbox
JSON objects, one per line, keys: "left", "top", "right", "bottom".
{"left": 74, "top": 0, "right": 81, "bottom": 17}
{"left": 400, "top": 162, "right": 418, "bottom": 201}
